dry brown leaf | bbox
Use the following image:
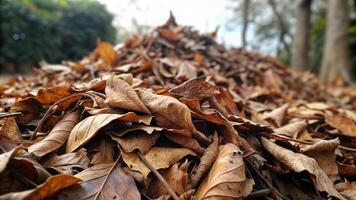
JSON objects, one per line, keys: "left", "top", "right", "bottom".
{"left": 0, "top": 146, "right": 21, "bottom": 173}
{"left": 301, "top": 138, "right": 340, "bottom": 179}
{"left": 112, "top": 132, "right": 160, "bottom": 154}
{"left": 261, "top": 137, "right": 345, "bottom": 199}
{"left": 274, "top": 120, "right": 307, "bottom": 138}
{"left": 165, "top": 133, "right": 205, "bottom": 155}
{"left": 0, "top": 174, "right": 80, "bottom": 200}
{"left": 28, "top": 111, "right": 80, "bottom": 157}
{"left": 43, "top": 148, "right": 90, "bottom": 174}
{"left": 95, "top": 41, "right": 119, "bottom": 67}
{"left": 121, "top": 147, "right": 196, "bottom": 179}
{"left": 137, "top": 89, "right": 197, "bottom": 135}
{"left": 105, "top": 74, "right": 151, "bottom": 114}
{"left": 190, "top": 133, "right": 219, "bottom": 188}
{"left": 90, "top": 137, "right": 116, "bottom": 165}
{"left": 169, "top": 77, "right": 219, "bottom": 99}
{"left": 110, "top": 125, "right": 162, "bottom": 137}
{"left": 335, "top": 181, "right": 356, "bottom": 200}
{"left": 0, "top": 116, "right": 22, "bottom": 141}
{"left": 325, "top": 112, "right": 356, "bottom": 137}
{"left": 196, "top": 143, "right": 254, "bottom": 200}
{"left": 150, "top": 160, "right": 189, "bottom": 198}
{"left": 58, "top": 163, "right": 140, "bottom": 200}
{"left": 35, "top": 86, "right": 71, "bottom": 105}
{"left": 262, "top": 103, "right": 289, "bottom": 127}
{"left": 66, "top": 112, "right": 139, "bottom": 153}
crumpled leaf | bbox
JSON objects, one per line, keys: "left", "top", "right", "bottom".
{"left": 66, "top": 112, "right": 139, "bottom": 153}
{"left": 137, "top": 89, "right": 197, "bottom": 135}
{"left": 149, "top": 160, "right": 190, "bottom": 198}
{"left": 325, "top": 111, "right": 356, "bottom": 137}
{"left": 28, "top": 111, "right": 80, "bottom": 157}
{"left": 301, "top": 138, "right": 340, "bottom": 179}
{"left": 261, "top": 137, "right": 345, "bottom": 200}
{"left": 262, "top": 103, "right": 289, "bottom": 127}
{"left": 335, "top": 181, "right": 356, "bottom": 200}
{"left": 0, "top": 116, "right": 22, "bottom": 141}
{"left": 274, "top": 120, "right": 307, "bottom": 138}
{"left": 105, "top": 74, "right": 151, "bottom": 114}
{"left": 169, "top": 77, "right": 219, "bottom": 99}
{"left": 196, "top": 143, "right": 254, "bottom": 199}
{"left": 121, "top": 147, "right": 196, "bottom": 179}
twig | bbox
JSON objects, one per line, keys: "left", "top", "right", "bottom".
{"left": 136, "top": 150, "right": 180, "bottom": 200}
{"left": 0, "top": 112, "right": 22, "bottom": 119}
{"left": 248, "top": 188, "right": 271, "bottom": 198}
{"left": 94, "top": 156, "right": 121, "bottom": 200}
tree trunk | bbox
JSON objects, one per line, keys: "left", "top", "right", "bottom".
{"left": 291, "top": 0, "right": 312, "bottom": 71}
{"left": 242, "top": 0, "right": 250, "bottom": 48}
{"left": 268, "top": 0, "right": 291, "bottom": 57}
{"left": 319, "top": 0, "right": 351, "bottom": 82}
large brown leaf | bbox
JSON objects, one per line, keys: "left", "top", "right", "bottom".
{"left": 105, "top": 74, "right": 151, "bottom": 114}
{"left": 66, "top": 112, "right": 139, "bottom": 153}
{"left": 261, "top": 137, "right": 345, "bottom": 199}
{"left": 196, "top": 143, "right": 254, "bottom": 199}
{"left": 0, "top": 174, "right": 80, "bottom": 200}
{"left": 42, "top": 148, "right": 90, "bottom": 174}
{"left": 28, "top": 111, "right": 80, "bottom": 157}
{"left": 121, "top": 147, "right": 196, "bottom": 179}
{"left": 136, "top": 89, "right": 197, "bottom": 137}
{"left": 58, "top": 163, "right": 140, "bottom": 200}
{"left": 325, "top": 111, "right": 356, "bottom": 137}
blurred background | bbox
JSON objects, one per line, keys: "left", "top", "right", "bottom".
{"left": 1, "top": 0, "right": 355, "bottom": 81}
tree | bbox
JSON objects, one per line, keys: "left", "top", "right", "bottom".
{"left": 319, "top": 0, "right": 351, "bottom": 82}
{"left": 291, "top": 0, "right": 312, "bottom": 71}
{"left": 241, "top": 0, "right": 250, "bottom": 48}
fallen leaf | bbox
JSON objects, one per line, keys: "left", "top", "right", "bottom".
{"left": 325, "top": 112, "right": 356, "bottom": 137}
{"left": 335, "top": 181, "right": 356, "bottom": 200}
{"left": 274, "top": 120, "right": 307, "bottom": 138}
{"left": 66, "top": 112, "right": 139, "bottom": 153}
{"left": 262, "top": 103, "right": 289, "bottom": 127}
{"left": 112, "top": 132, "right": 160, "bottom": 154}
{"left": 190, "top": 133, "right": 219, "bottom": 188}
{"left": 196, "top": 143, "right": 254, "bottom": 199}
{"left": 95, "top": 41, "right": 119, "bottom": 67}
{"left": 105, "top": 74, "right": 151, "bottom": 114}
{"left": 150, "top": 160, "right": 189, "bottom": 198}
{"left": 261, "top": 137, "right": 345, "bottom": 199}
{"left": 43, "top": 148, "right": 90, "bottom": 174}
{"left": 28, "top": 111, "right": 80, "bottom": 157}
{"left": 121, "top": 147, "right": 196, "bottom": 179}
{"left": 90, "top": 137, "right": 116, "bottom": 165}
{"left": 137, "top": 89, "right": 196, "bottom": 135}
{"left": 0, "top": 116, "right": 22, "bottom": 141}
{"left": 0, "top": 174, "right": 80, "bottom": 200}
{"left": 169, "top": 77, "right": 219, "bottom": 99}
{"left": 58, "top": 163, "right": 140, "bottom": 200}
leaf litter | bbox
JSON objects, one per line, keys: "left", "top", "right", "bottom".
{"left": 0, "top": 14, "right": 355, "bottom": 200}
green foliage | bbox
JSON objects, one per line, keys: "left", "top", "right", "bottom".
{"left": 0, "top": 0, "right": 116, "bottom": 67}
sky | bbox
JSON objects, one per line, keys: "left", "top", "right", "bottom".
{"left": 97, "top": 0, "right": 245, "bottom": 47}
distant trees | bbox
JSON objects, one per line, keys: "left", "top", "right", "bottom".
{"left": 228, "top": 0, "right": 356, "bottom": 81}
{"left": 0, "top": 0, "right": 116, "bottom": 72}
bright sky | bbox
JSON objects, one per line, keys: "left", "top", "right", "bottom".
{"left": 97, "top": 0, "right": 244, "bottom": 47}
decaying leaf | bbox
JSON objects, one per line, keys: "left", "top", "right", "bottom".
{"left": 261, "top": 137, "right": 345, "bottom": 199}
{"left": 196, "top": 143, "right": 254, "bottom": 199}
{"left": 325, "top": 111, "right": 356, "bottom": 137}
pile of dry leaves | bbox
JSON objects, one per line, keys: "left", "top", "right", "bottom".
{"left": 0, "top": 14, "right": 356, "bottom": 200}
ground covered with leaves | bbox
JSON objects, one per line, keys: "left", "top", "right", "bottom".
{"left": 0, "top": 15, "right": 356, "bottom": 200}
